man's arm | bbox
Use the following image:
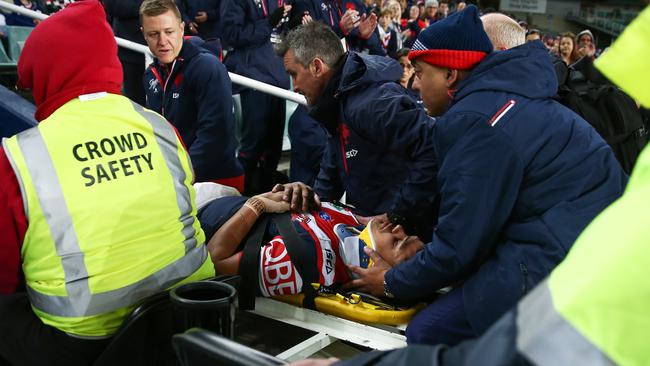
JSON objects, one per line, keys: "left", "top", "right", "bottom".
{"left": 385, "top": 114, "right": 523, "bottom": 298}
{"left": 187, "top": 55, "right": 236, "bottom": 181}
{"left": 346, "top": 84, "right": 438, "bottom": 231}
{"left": 207, "top": 192, "right": 289, "bottom": 272}
{"left": 312, "top": 141, "right": 345, "bottom": 202}
{"left": 219, "top": 0, "right": 273, "bottom": 48}
{"left": 0, "top": 148, "right": 26, "bottom": 294}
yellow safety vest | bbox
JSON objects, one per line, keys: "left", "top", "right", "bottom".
{"left": 2, "top": 93, "right": 215, "bottom": 337}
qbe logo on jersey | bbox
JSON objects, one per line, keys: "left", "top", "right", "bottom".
{"left": 258, "top": 237, "right": 303, "bottom": 297}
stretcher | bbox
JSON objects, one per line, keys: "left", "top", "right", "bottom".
{"left": 273, "top": 285, "right": 424, "bottom": 326}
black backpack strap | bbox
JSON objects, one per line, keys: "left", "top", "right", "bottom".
{"left": 271, "top": 213, "right": 319, "bottom": 310}
{"left": 238, "top": 215, "right": 270, "bottom": 310}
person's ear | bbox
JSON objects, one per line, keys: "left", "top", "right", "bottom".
{"left": 310, "top": 57, "right": 329, "bottom": 77}
{"left": 446, "top": 68, "right": 459, "bottom": 88}
{"left": 180, "top": 21, "right": 185, "bottom": 36}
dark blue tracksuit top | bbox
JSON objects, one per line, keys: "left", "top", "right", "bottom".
{"left": 385, "top": 41, "right": 627, "bottom": 333}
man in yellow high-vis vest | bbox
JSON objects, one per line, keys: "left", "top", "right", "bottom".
{"left": 0, "top": 1, "right": 215, "bottom": 364}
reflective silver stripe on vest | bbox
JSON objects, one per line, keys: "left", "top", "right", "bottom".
{"left": 131, "top": 101, "right": 197, "bottom": 253}
{"left": 1, "top": 138, "right": 29, "bottom": 218}
{"left": 27, "top": 245, "right": 207, "bottom": 317}
{"left": 12, "top": 107, "right": 207, "bottom": 318}
{"left": 516, "top": 279, "right": 615, "bottom": 366}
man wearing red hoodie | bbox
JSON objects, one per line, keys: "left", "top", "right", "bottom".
{"left": 0, "top": 1, "right": 215, "bottom": 364}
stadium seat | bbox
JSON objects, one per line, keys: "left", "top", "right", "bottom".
{"left": 6, "top": 25, "right": 32, "bottom": 62}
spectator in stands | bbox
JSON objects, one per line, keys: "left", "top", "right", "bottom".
{"left": 140, "top": 0, "right": 243, "bottom": 190}
{"left": 455, "top": 1, "right": 465, "bottom": 12}
{"left": 525, "top": 28, "right": 541, "bottom": 42}
{"left": 576, "top": 29, "right": 596, "bottom": 59}
{"left": 0, "top": 2, "right": 214, "bottom": 363}
{"left": 376, "top": 8, "right": 398, "bottom": 58}
{"left": 395, "top": 47, "right": 419, "bottom": 101}
{"left": 550, "top": 34, "right": 560, "bottom": 56}
{"left": 400, "top": 5, "right": 426, "bottom": 48}
{"left": 103, "top": 0, "right": 148, "bottom": 106}
{"left": 4, "top": 0, "right": 42, "bottom": 27}
{"left": 517, "top": 19, "right": 527, "bottom": 32}
{"left": 436, "top": 0, "right": 448, "bottom": 19}
{"left": 422, "top": 0, "right": 438, "bottom": 25}
{"left": 220, "top": 0, "right": 291, "bottom": 195}
{"left": 400, "top": 4, "right": 424, "bottom": 48}
{"left": 347, "top": 5, "right": 625, "bottom": 346}
{"left": 385, "top": 0, "right": 403, "bottom": 47}
{"left": 480, "top": 12, "right": 524, "bottom": 50}
{"left": 559, "top": 31, "right": 579, "bottom": 65}
{"left": 397, "top": 0, "right": 407, "bottom": 18}
{"left": 276, "top": 21, "right": 438, "bottom": 239}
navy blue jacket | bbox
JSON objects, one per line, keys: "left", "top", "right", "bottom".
{"left": 385, "top": 42, "right": 627, "bottom": 333}
{"left": 312, "top": 52, "right": 438, "bottom": 231}
{"left": 103, "top": 0, "right": 145, "bottom": 64}
{"left": 143, "top": 38, "right": 243, "bottom": 182}
{"left": 186, "top": 0, "right": 222, "bottom": 40}
{"left": 288, "top": 105, "right": 328, "bottom": 186}
{"left": 219, "top": 0, "right": 290, "bottom": 92}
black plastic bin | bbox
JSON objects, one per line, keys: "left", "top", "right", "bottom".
{"left": 170, "top": 281, "right": 237, "bottom": 339}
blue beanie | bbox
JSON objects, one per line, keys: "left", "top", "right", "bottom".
{"left": 408, "top": 5, "right": 493, "bottom": 70}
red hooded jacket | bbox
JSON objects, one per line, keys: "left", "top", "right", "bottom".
{"left": 0, "top": 0, "right": 122, "bottom": 293}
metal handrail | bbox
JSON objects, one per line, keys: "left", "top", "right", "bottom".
{"left": 0, "top": 1, "right": 307, "bottom": 105}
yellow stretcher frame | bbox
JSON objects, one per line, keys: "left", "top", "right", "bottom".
{"left": 273, "top": 287, "right": 425, "bottom": 326}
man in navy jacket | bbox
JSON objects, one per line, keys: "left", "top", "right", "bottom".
{"left": 347, "top": 6, "right": 627, "bottom": 346}
{"left": 277, "top": 22, "right": 438, "bottom": 237}
{"left": 220, "top": 0, "right": 291, "bottom": 194}
{"left": 141, "top": 0, "right": 243, "bottom": 189}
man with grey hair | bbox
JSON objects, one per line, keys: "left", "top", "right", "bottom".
{"left": 274, "top": 21, "right": 438, "bottom": 239}
{"left": 480, "top": 12, "right": 525, "bottom": 50}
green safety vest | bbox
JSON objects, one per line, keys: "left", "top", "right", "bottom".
{"left": 2, "top": 93, "right": 215, "bottom": 337}
{"left": 515, "top": 9, "right": 650, "bottom": 364}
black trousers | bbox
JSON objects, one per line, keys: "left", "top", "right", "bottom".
{"left": 237, "top": 89, "right": 286, "bottom": 195}
{"left": 0, "top": 293, "right": 110, "bottom": 366}
{"left": 121, "top": 57, "right": 146, "bottom": 107}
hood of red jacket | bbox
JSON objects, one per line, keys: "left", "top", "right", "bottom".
{"left": 17, "top": 0, "right": 123, "bottom": 122}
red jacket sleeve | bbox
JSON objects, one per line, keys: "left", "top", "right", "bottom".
{"left": 0, "top": 147, "right": 27, "bottom": 294}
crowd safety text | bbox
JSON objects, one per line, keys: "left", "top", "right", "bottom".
{"left": 72, "top": 132, "right": 154, "bottom": 187}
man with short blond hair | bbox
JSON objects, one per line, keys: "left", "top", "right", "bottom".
{"left": 141, "top": 0, "right": 244, "bottom": 190}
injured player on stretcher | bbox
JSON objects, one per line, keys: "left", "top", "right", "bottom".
{"left": 197, "top": 189, "right": 424, "bottom": 297}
